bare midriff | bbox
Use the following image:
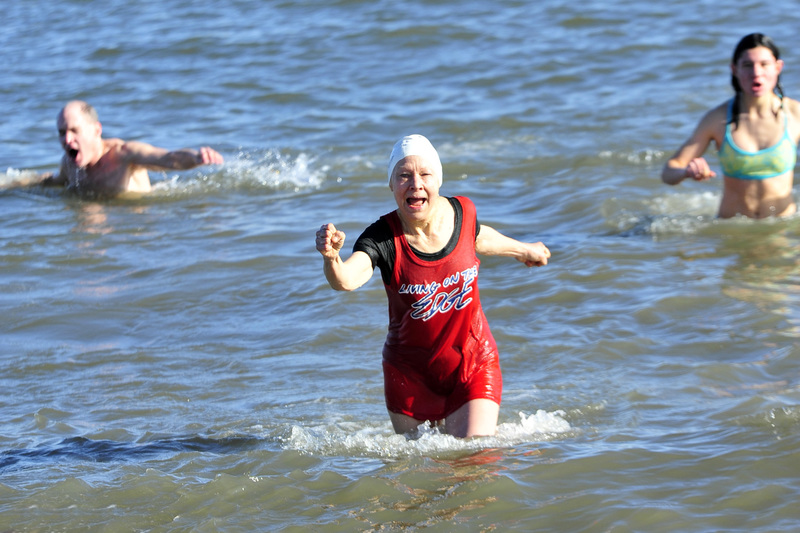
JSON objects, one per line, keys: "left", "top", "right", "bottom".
{"left": 719, "top": 172, "right": 796, "bottom": 218}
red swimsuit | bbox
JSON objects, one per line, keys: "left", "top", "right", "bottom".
{"left": 381, "top": 197, "right": 502, "bottom": 421}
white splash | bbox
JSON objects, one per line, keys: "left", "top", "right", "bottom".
{"left": 1, "top": 168, "right": 41, "bottom": 187}
{"left": 280, "top": 410, "right": 572, "bottom": 458}
{"left": 152, "top": 148, "right": 327, "bottom": 195}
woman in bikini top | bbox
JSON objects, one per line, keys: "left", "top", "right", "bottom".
{"left": 661, "top": 33, "right": 800, "bottom": 219}
{"left": 718, "top": 99, "right": 797, "bottom": 180}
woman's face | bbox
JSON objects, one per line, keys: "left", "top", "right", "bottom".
{"left": 732, "top": 45, "right": 783, "bottom": 98}
{"left": 389, "top": 155, "right": 441, "bottom": 223}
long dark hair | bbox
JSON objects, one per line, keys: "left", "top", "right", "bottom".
{"left": 729, "top": 33, "right": 784, "bottom": 128}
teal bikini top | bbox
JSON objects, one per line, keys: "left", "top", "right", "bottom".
{"left": 718, "top": 99, "right": 797, "bottom": 180}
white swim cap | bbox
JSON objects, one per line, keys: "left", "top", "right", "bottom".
{"left": 387, "top": 134, "right": 442, "bottom": 186}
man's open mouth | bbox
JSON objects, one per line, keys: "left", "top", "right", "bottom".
{"left": 67, "top": 148, "right": 79, "bottom": 160}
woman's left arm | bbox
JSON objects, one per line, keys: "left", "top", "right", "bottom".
{"left": 785, "top": 98, "right": 800, "bottom": 145}
{"left": 475, "top": 225, "right": 550, "bottom": 267}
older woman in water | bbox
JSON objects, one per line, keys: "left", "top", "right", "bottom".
{"left": 316, "top": 134, "right": 550, "bottom": 438}
{"left": 662, "top": 33, "right": 800, "bottom": 218}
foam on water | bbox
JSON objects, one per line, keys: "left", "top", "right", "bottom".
{"left": 152, "top": 149, "right": 326, "bottom": 196}
{"left": 602, "top": 189, "right": 800, "bottom": 237}
{"left": 280, "top": 409, "right": 572, "bottom": 458}
{"left": 1, "top": 168, "right": 42, "bottom": 188}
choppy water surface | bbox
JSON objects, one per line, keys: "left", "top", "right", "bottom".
{"left": 2, "top": 0, "right": 800, "bottom": 531}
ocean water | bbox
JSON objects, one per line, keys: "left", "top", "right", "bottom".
{"left": 2, "top": 0, "right": 800, "bottom": 531}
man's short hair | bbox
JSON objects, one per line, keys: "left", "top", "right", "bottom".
{"left": 81, "top": 102, "right": 99, "bottom": 123}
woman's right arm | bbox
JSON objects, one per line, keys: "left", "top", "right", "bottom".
{"left": 661, "top": 108, "right": 721, "bottom": 185}
{"left": 316, "top": 223, "right": 374, "bottom": 291}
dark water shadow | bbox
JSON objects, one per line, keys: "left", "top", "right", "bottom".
{"left": 0, "top": 435, "right": 265, "bottom": 472}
